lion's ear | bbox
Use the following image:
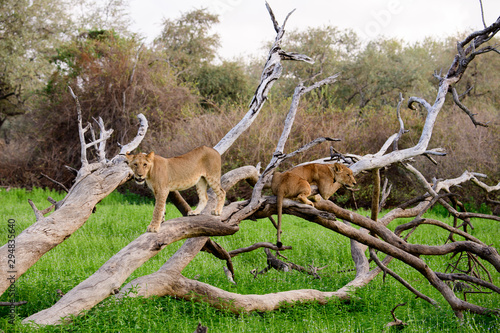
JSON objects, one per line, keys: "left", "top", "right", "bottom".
{"left": 146, "top": 151, "right": 155, "bottom": 160}
{"left": 333, "top": 163, "right": 342, "bottom": 173}
{"left": 125, "top": 152, "right": 134, "bottom": 163}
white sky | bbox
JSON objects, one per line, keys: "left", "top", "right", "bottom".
{"left": 128, "top": 0, "right": 500, "bottom": 60}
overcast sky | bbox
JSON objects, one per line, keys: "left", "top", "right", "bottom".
{"left": 128, "top": 0, "right": 500, "bottom": 60}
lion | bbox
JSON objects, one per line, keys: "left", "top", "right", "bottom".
{"left": 271, "top": 163, "right": 356, "bottom": 247}
{"left": 126, "top": 146, "right": 226, "bottom": 233}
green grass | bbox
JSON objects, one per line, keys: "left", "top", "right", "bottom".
{"left": 1, "top": 188, "right": 499, "bottom": 332}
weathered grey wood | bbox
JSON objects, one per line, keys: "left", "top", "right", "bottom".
{"left": 121, "top": 270, "right": 351, "bottom": 313}
{"left": 0, "top": 114, "right": 147, "bottom": 295}
{"left": 213, "top": 4, "right": 312, "bottom": 155}
{"left": 22, "top": 217, "right": 239, "bottom": 325}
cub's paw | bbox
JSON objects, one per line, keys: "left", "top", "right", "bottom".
{"left": 211, "top": 210, "right": 222, "bottom": 216}
{"left": 187, "top": 210, "right": 200, "bottom": 216}
{"left": 146, "top": 225, "right": 159, "bottom": 233}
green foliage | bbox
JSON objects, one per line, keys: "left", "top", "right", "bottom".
{"left": 195, "top": 61, "right": 252, "bottom": 107}
{"left": 154, "top": 9, "right": 220, "bottom": 78}
{"left": 0, "top": 188, "right": 499, "bottom": 332}
{"left": 0, "top": 0, "right": 70, "bottom": 118}
{"left": 72, "top": 0, "right": 132, "bottom": 37}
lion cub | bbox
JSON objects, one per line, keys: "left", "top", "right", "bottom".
{"left": 271, "top": 163, "right": 356, "bottom": 247}
{"left": 126, "top": 146, "right": 226, "bottom": 233}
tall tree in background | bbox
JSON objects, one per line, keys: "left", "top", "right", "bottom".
{"left": 154, "top": 9, "right": 220, "bottom": 79}
{"left": 0, "top": 0, "right": 70, "bottom": 128}
{"left": 72, "top": 0, "right": 132, "bottom": 37}
{"left": 277, "top": 25, "right": 358, "bottom": 105}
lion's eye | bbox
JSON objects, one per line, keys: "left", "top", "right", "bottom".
{"left": 143, "top": 164, "right": 147, "bottom": 167}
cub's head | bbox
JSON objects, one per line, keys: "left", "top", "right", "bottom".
{"left": 125, "top": 151, "right": 155, "bottom": 185}
{"left": 332, "top": 163, "right": 357, "bottom": 189}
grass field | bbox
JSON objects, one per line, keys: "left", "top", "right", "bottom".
{"left": 1, "top": 187, "right": 499, "bottom": 332}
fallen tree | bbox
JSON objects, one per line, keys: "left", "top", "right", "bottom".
{"left": 0, "top": 3, "right": 498, "bottom": 326}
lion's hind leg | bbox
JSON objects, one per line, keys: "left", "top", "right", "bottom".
{"left": 297, "top": 193, "right": 315, "bottom": 206}
{"left": 295, "top": 179, "right": 314, "bottom": 207}
{"left": 190, "top": 178, "right": 208, "bottom": 215}
{"left": 206, "top": 176, "right": 226, "bottom": 216}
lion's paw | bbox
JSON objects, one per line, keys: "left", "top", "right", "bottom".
{"left": 146, "top": 225, "right": 159, "bottom": 233}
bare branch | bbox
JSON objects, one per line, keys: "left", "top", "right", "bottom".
{"left": 369, "top": 248, "right": 438, "bottom": 305}
{"left": 0, "top": 301, "right": 27, "bottom": 307}
{"left": 407, "top": 96, "right": 432, "bottom": 112}
{"left": 68, "top": 86, "right": 89, "bottom": 168}
{"left": 93, "top": 117, "right": 113, "bottom": 162}
{"left": 471, "top": 177, "right": 500, "bottom": 193}
{"left": 28, "top": 199, "right": 54, "bottom": 222}
{"left": 214, "top": 3, "right": 313, "bottom": 155}
{"left": 393, "top": 93, "right": 408, "bottom": 151}
{"left": 384, "top": 303, "right": 408, "bottom": 330}
{"left": 40, "top": 173, "right": 69, "bottom": 193}
{"left": 229, "top": 242, "right": 292, "bottom": 257}
{"left": 371, "top": 168, "right": 381, "bottom": 221}
{"left": 479, "top": 0, "right": 487, "bottom": 29}
{"left": 23, "top": 217, "right": 239, "bottom": 325}
{"left": 379, "top": 177, "right": 392, "bottom": 211}
{"left": 395, "top": 218, "right": 486, "bottom": 246}
{"left": 115, "top": 113, "right": 148, "bottom": 158}
{"left": 451, "top": 86, "right": 488, "bottom": 127}
{"left": 436, "top": 272, "right": 500, "bottom": 294}
{"left": 265, "top": 1, "right": 280, "bottom": 33}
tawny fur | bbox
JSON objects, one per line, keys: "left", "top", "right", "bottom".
{"left": 271, "top": 163, "right": 356, "bottom": 247}
{"left": 126, "top": 146, "right": 226, "bottom": 233}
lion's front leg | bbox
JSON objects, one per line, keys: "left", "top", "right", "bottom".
{"left": 148, "top": 190, "right": 169, "bottom": 232}
{"left": 319, "top": 181, "right": 342, "bottom": 201}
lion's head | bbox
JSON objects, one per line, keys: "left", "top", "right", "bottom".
{"left": 332, "top": 163, "right": 356, "bottom": 189}
{"left": 125, "top": 151, "right": 155, "bottom": 185}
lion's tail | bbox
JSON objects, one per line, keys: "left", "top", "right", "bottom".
{"left": 271, "top": 172, "right": 284, "bottom": 248}
{"left": 276, "top": 190, "right": 284, "bottom": 249}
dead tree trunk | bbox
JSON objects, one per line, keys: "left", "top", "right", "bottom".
{"left": 9, "top": 5, "right": 500, "bottom": 326}
{"left": 0, "top": 107, "right": 147, "bottom": 294}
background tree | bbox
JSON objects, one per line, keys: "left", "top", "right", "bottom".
{"left": 154, "top": 9, "right": 220, "bottom": 80}
{"left": 0, "top": 0, "right": 70, "bottom": 129}
{"left": 276, "top": 25, "right": 359, "bottom": 107}
{"left": 196, "top": 60, "right": 252, "bottom": 108}
{"left": 72, "top": 0, "right": 132, "bottom": 37}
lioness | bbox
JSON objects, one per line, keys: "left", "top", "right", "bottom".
{"left": 126, "top": 146, "right": 226, "bottom": 232}
{"left": 271, "top": 163, "right": 356, "bottom": 247}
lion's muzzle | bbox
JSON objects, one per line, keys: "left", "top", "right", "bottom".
{"left": 134, "top": 177, "right": 146, "bottom": 185}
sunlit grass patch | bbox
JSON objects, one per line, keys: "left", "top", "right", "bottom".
{"left": 1, "top": 188, "right": 499, "bottom": 332}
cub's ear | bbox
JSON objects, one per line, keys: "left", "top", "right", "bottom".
{"left": 146, "top": 151, "right": 155, "bottom": 160}
{"left": 333, "top": 163, "right": 343, "bottom": 173}
{"left": 125, "top": 152, "right": 134, "bottom": 163}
